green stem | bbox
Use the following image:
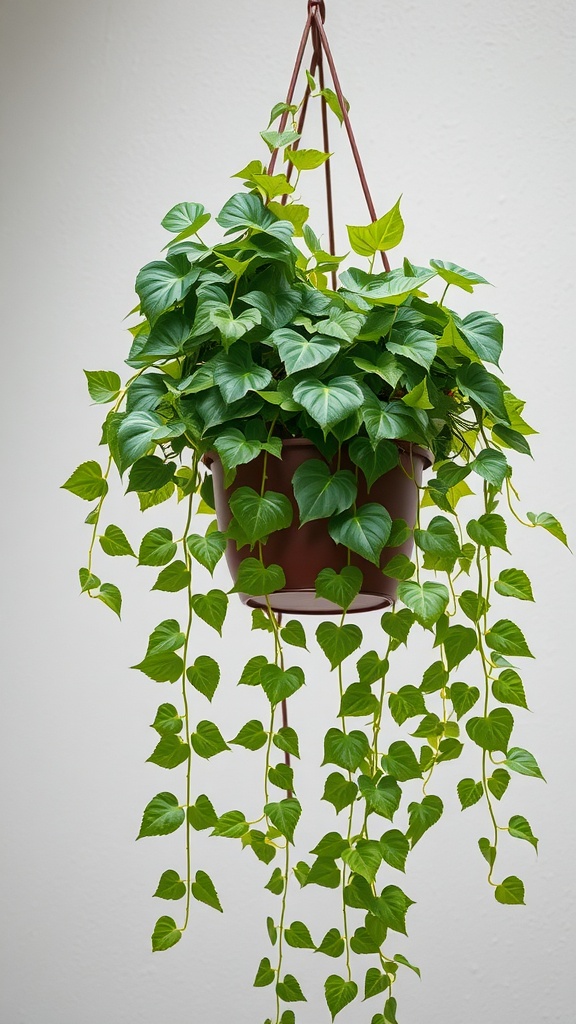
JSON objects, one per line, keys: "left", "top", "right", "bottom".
{"left": 274, "top": 842, "right": 290, "bottom": 1024}
{"left": 180, "top": 465, "right": 198, "bottom": 930}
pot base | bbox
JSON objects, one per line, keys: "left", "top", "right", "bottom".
{"left": 242, "top": 589, "right": 394, "bottom": 615}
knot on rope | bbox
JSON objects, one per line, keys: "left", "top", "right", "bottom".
{"left": 308, "top": 0, "right": 326, "bottom": 22}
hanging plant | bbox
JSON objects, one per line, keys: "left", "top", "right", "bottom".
{"left": 63, "top": 5, "right": 567, "bottom": 1021}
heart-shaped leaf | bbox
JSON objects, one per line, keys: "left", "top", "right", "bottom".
{"left": 329, "top": 503, "right": 392, "bottom": 565}
{"left": 466, "top": 708, "right": 513, "bottom": 752}
{"left": 292, "top": 460, "right": 357, "bottom": 523}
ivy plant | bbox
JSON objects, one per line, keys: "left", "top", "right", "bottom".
{"left": 63, "top": 94, "right": 568, "bottom": 1022}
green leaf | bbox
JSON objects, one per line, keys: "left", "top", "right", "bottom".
{"left": 265, "top": 867, "right": 285, "bottom": 895}
{"left": 414, "top": 515, "right": 460, "bottom": 561}
{"left": 261, "top": 665, "right": 305, "bottom": 704}
{"left": 292, "top": 460, "right": 357, "bottom": 524}
{"left": 146, "top": 619, "right": 185, "bottom": 654}
{"left": 216, "top": 192, "right": 277, "bottom": 233}
{"left": 214, "top": 346, "right": 271, "bottom": 401}
{"left": 487, "top": 768, "right": 510, "bottom": 800}
{"left": 152, "top": 560, "right": 190, "bottom": 593}
{"left": 492, "top": 423, "right": 532, "bottom": 455}
{"left": 191, "top": 590, "right": 228, "bottom": 634}
{"left": 292, "top": 376, "right": 364, "bottom": 432}
{"left": 302, "top": 856, "right": 339, "bottom": 888}
{"left": 485, "top": 619, "right": 534, "bottom": 658}
{"left": 387, "top": 328, "right": 437, "bottom": 370}
{"left": 96, "top": 582, "right": 122, "bottom": 618}
{"left": 457, "top": 778, "right": 483, "bottom": 809}
{"left": 315, "top": 566, "right": 363, "bottom": 610}
{"left": 271, "top": 327, "right": 340, "bottom": 374}
{"left": 420, "top": 661, "right": 449, "bottom": 693}
{"left": 342, "top": 840, "right": 382, "bottom": 883}
{"left": 393, "top": 953, "right": 421, "bottom": 977}
{"left": 467, "top": 513, "right": 509, "bottom": 551}
{"left": 268, "top": 762, "right": 295, "bottom": 791}
{"left": 325, "top": 976, "right": 358, "bottom": 1020}
{"left": 161, "top": 201, "right": 210, "bottom": 238}
{"left": 265, "top": 798, "right": 302, "bottom": 843}
{"left": 494, "top": 569, "right": 534, "bottom": 601}
{"left": 211, "top": 810, "right": 248, "bottom": 838}
{"left": 115, "top": 410, "right": 164, "bottom": 472}
{"left": 286, "top": 147, "right": 331, "bottom": 171}
{"left": 388, "top": 686, "right": 426, "bottom": 725}
{"left": 458, "top": 590, "right": 487, "bottom": 623}
{"left": 383, "top": 996, "right": 399, "bottom": 1023}
{"left": 457, "top": 310, "right": 503, "bottom": 365}
{"left": 310, "top": 832, "right": 348, "bottom": 858}
{"left": 84, "top": 369, "right": 121, "bottom": 404}
{"left": 280, "top": 619, "right": 307, "bottom": 649}
{"left": 504, "top": 747, "right": 545, "bottom": 780}
{"left": 276, "top": 973, "right": 307, "bottom": 1002}
{"left": 191, "top": 869, "right": 223, "bottom": 912}
{"left": 138, "top": 792, "right": 184, "bottom": 838}
{"left": 274, "top": 727, "right": 300, "bottom": 758}
{"left": 151, "top": 703, "right": 183, "bottom": 736}
{"left": 186, "top": 531, "right": 227, "bottom": 575}
{"left": 190, "top": 720, "right": 229, "bottom": 758}
{"left": 231, "top": 719, "right": 268, "bottom": 750}
{"left": 495, "top": 875, "right": 525, "bottom": 905}
{"left": 316, "top": 621, "right": 363, "bottom": 669}
{"left": 358, "top": 775, "right": 401, "bottom": 820}
{"left": 132, "top": 650, "right": 183, "bottom": 683}
{"left": 363, "top": 967, "right": 391, "bottom": 1000}
{"left": 238, "top": 655, "right": 268, "bottom": 687}
{"left": 186, "top": 655, "right": 220, "bottom": 701}
{"left": 347, "top": 198, "right": 404, "bottom": 257}
{"left": 138, "top": 528, "right": 177, "bottom": 566}
{"left": 397, "top": 581, "right": 449, "bottom": 628}
{"left": 348, "top": 437, "right": 399, "bottom": 491}
{"left": 126, "top": 455, "right": 176, "bottom": 494}
{"left": 492, "top": 669, "right": 528, "bottom": 709}
{"left": 153, "top": 869, "right": 186, "bottom": 900}
{"left": 443, "top": 624, "right": 478, "bottom": 670}
{"left": 430, "top": 259, "right": 489, "bottom": 292}
{"left": 328, "top": 503, "right": 392, "bottom": 565}
{"left": 147, "top": 734, "right": 189, "bottom": 769}
{"left": 456, "top": 363, "right": 508, "bottom": 421}
{"left": 381, "top": 609, "right": 415, "bottom": 649}
{"left": 380, "top": 829, "right": 409, "bottom": 871}
{"left": 229, "top": 487, "right": 293, "bottom": 544}
{"left": 78, "top": 567, "right": 100, "bottom": 592}
{"left": 478, "top": 837, "right": 496, "bottom": 867}
{"left": 450, "top": 682, "right": 480, "bottom": 719}
{"left": 151, "top": 916, "right": 181, "bottom": 951}
{"left": 232, "top": 558, "right": 286, "bottom": 596}
{"left": 372, "top": 884, "right": 414, "bottom": 934}
{"left": 323, "top": 728, "right": 370, "bottom": 771}
{"left": 322, "top": 772, "right": 358, "bottom": 812}
{"left": 406, "top": 795, "right": 443, "bottom": 845}
{"left": 508, "top": 815, "right": 538, "bottom": 850}
{"left": 253, "top": 957, "right": 275, "bottom": 988}
{"left": 380, "top": 741, "right": 422, "bottom": 781}
{"left": 285, "top": 921, "right": 315, "bottom": 949}
{"left": 62, "top": 461, "right": 108, "bottom": 501}
{"left": 187, "top": 794, "right": 218, "bottom": 831}
{"left": 466, "top": 708, "right": 514, "bottom": 752}
{"left": 527, "top": 511, "right": 569, "bottom": 547}
{"left": 316, "top": 928, "right": 345, "bottom": 957}
{"left": 339, "top": 683, "right": 379, "bottom": 718}
{"left": 471, "top": 448, "right": 508, "bottom": 486}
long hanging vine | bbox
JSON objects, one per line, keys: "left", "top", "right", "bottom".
{"left": 63, "top": 76, "right": 569, "bottom": 1024}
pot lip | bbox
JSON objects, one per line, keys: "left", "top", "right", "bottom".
{"left": 205, "top": 437, "right": 433, "bottom": 469}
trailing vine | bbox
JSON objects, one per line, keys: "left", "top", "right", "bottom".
{"left": 62, "top": 91, "right": 569, "bottom": 1022}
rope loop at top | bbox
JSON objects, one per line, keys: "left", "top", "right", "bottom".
{"left": 308, "top": 0, "right": 326, "bottom": 22}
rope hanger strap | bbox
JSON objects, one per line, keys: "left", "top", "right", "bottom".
{"left": 268, "top": 0, "right": 390, "bottom": 272}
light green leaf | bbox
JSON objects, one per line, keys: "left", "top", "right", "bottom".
{"left": 397, "top": 580, "right": 449, "bottom": 628}
{"left": 214, "top": 346, "right": 271, "bottom": 401}
{"left": 187, "top": 794, "right": 218, "bottom": 831}
{"left": 387, "top": 328, "right": 437, "bottom": 370}
{"left": 190, "top": 590, "right": 228, "bottom": 634}
{"left": 216, "top": 192, "right": 276, "bottom": 233}
{"left": 138, "top": 792, "right": 184, "bottom": 838}
{"left": 363, "top": 967, "right": 390, "bottom": 1000}
{"left": 466, "top": 708, "right": 514, "bottom": 752}
{"left": 62, "top": 461, "right": 108, "bottom": 501}
{"left": 504, "top": 747, "right": 545, "bottom": 780}
{"left": 495, "top": 875, "right": 525, "bottom": 905}
{"left": 457, "top": 778, "right": 483, "bottom": 809}
{"left": 443, "top": 624, "right": 478, "bottom": 670}
{"left": 372, "top": 884, "right": 414, "bottom": 934}
{"left": 293, "top": 376, "right": 364, "bottom": 432}
{"left": 231, "top": 719, "right": 268, "bottom": 751}
{"left": 232, "top": 558, "right": 286, "bottom": 596}
{"left": 457, "top": 310, "right": 503, "bottom": 365}
{"left": 292, "top": 460, "right": 357, "bottom": 524}
{"left": 467, "top": 513, "right": 509, "bottom": 551}
{"left": 315, "top": 566, "right": 363, "bottom": 610}
{"left": 96, "top": 582, "right": 122, "bottom": 618}
{"left": 147, "top": 734, "right": 189, "bottom": 769}
{"left": 342, "top": 840, "right": 382, "bottom": 884}
{"left": 264, "top": 798, "right": 302, "bottom": 843}
{"left": 132, "top": 650, "right": 183, "bottom": 683}
{"left": 450, "top": 682, "right": 480, "bottom": 719}
{"left": 380, "top": 829, "right": 409, "bottom": 871}
{"left": 508, "top": 815, "right": 538, "bottom": 850}
{"left": 494, "top": 568, "right": 534, "bottom": 601}
{"left": 254, "top": 956, "right": 276, "bottom": 988}
{"left": 430, "top": 259, "right": 489, "bottom": 292}
{"left": 325, "top": 976, "right": 358, "bottom": 1020}
{"left": 316, "top": 621, "right": 363, "bottom": 669}
{"left": 285, "top": 921, "right": 315, "bottom": 949}
{"left": 136, "top": 257, "right": 199, "bottom": 322}
{"left": 265, "top": 867, "right": 285, "bottom": 895}
{"left": 268, "top": 762, "right": 294, "bottom": 791}
{"left": 274, "top": 727, "right": 300, "bottom": 758}
{"left": 153, "top": 869, "right": 186, "bottom": 900}
{"left": 229, "top": 487, "right": 293, "bottom": 545}
{"left": 276, "top": 973, "right": 307, "bottom": 1002}
{"left": 161, "top": 201, "right": 210, "bottom": 239}
{"left": 316, "top": 928, "right": 345, "bottom": 957}
{"left": 191, "top": 869, "right": 223, "bottom": 912}
{"left": 485, "top": 619, "right": 534, "bottom": 658}
{"left": 261, "top": 665, "right": 305, "bottom": 704}
{"left": 322, "top": 772, "right": 358, "bottom": 812}
{"left": 471, "top": 448, "right": 508, "bottom": 486}
{"left": 358, "top": 775, "right": 401, "bottom": 820}
{"left": 186, "top": 655, "right": 220, "bottom": 701}
{"left": 138, "top": 527, "right": 177, "bottom": 566}
{"left": 286, "top": 147, "right": 331, "bottom": 171}
{"left": 190, "top": 720, "right": 230, "bottom": 758}
{"left": 271, "top": 327, "right": 340, "bottom": 374}
{"left": 152, "top": 560, "right": 190, "bottom": 593}
{"left": 527, "top": 511, "right": 569, "bottom": 547}
{"left": 305, "top": 857, "right": 341, "bottom": 889}
{"left": 211, "top": 810, "right": 248, "bottom": 838}
{"left": 186, "top": 531, "right": 227, "bottom": 575}
{"left": 151, "top": 703, "right": 183, "bottom": 736}
{"left": 151, "top": 916, "right": 181, "bottom": 951}
{"left": 84, "top": 369, "right": 121, "bottom": 404}
{"left": 328, "top": 503, "right": 392, "bottom": 565}
{"left": 406, "top": 795, "right": 443, "bottom": 846}
{"left": 347, "top": 198, "right": 404, "bottom": 257}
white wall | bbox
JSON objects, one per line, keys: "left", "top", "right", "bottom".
{"left": 1, "top": 1, "right": 574, "bottom": 1021}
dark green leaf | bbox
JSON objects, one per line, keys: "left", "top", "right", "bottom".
{"left": 276, "top": 973, "right": 306, "bottom": 1003}
{"left": 342, "top": 840, "right": 382, "bottom": 883}
{"left": 372, "top": 884, "right": 414, "bottom": 934}
{"left": 211, "top": 810, "right": 248, "bottom": 838}
{"left": 322, "top": 772, "right": 358, "bottom": 812}
{"left": 253, "top": 957, "right": 275, "bottom": 988}
{"left": 325, "top": 976, "right": 358, "bottom": 1020}
{"left": 443, "top": 624, "right": 478, "bottom": 669}
{"left": 317, "top": 621, "right": 363, "bottom": 669}
{"left": 397, "top": 581, "right": 449, "bottom": 627}
{"left": 285, "top": 921, "right": 315, "bottom": 949}
{"left": 456, "top": 363, "right": 508, "bottom": 421}
{"left": 467, "top": 513, "right": 509, "bottom": 551}
{"left": 271, "top": 328, "right": 340, "bottom": 374}
{"left": 265, "top": 798, "right": 302, "bottom": 843}
{"left": 328, "top": 503, "right": 392, "bottom": 565}
{"left": 348, "top": 437, "right": 399, "bottom": 490}
{"left": 260, "top": 665, "right": 305, "bottom": 704}
{"left": 126, "top": 455, "right": 176, "bottom": 494}
{"left": 316, "top": 928, "right": 345, "bottom": 957}
{"left": 485, "top": 619, "right": 534, "bottom": 658}
{"left": 99, "top": 524, "right": 136, "bottom": 557}
{"left": 96, "top": 583, "right": 122, "bottom": 618}
{"left": 151, "top": 703, "right": 183, "bottom": 736}
{"left": 187, "top": 794, "right": 218, "bottom": 830}
{"left": 363, "top": 967, "right": 391, "bottom": 1000}
{"left": 508, "top": 814, "right": 538, "bottom": 850}
{"left": 358, "top": 775, "right": 401, "bottom": 820}
{"left": 186, "top": 531, "right": 227, "bottom": 575}
{"left": 293, "top": 376, "right": 364, "bottom": 431}
{"left": 152, "top": 560, "right": 190, "bottom": 593}
{"left": 265, "top": 867, "right": 285, "bottom": 895}
{"left": 292, "top": 460, "right": 357, "bottom": 524}
{"left": 466, "top": 708, "right": 514, "bottom": 752}
{"left": 380, "top": 741, "right": 422, "bottom": 781}
{"left": 132, "top": 650, "right": 183, "bottom": 683}
{"left": 229, "top": 487, "right": 293, "bottom": 544}
{"left": 153, "top": 869, "right": 186, "bottom": 900}
{"left": 406, "top": 795, "right": 443, "bottom": 845}
{"left": 492, "top": 669, "right": 528, "bottom": 709}
{"left": 323, "top": 728, "right": 370, "bottom": 771}
{"left": 471, "top": 448, "right": 508, "bottom": 486}
{"left": 315, "top": 566, "right": 363, "bottom": 610}
{"left": 379, "top": 829, "right": 409, "bottom": 871}
{"left": 191, "top": 590, "right": 228, "bottom": 634}
{"left": 457, "top": 778, "right": 483, "bottom": 809}
{"left": 487, "top": 768, "right": 510, "bottom": 800}
{"left": 280, "top": 619, "right": 308, "bottom": 649}
{"left": 494, "top": 568, "right": 534, "bottom": 601}
{"left": 274, "top": 727, "right": 300, "bottom": 758}
{"left": 339, "top": 683, "right": 380, "bottom": 718}
{"left": 268, "top": 762, "right": 295, "bottom": 791}
{"left": 231, "top": 558, "right": 286, "bottom": 596}
{"left": 450, "top": 682, "right": 480, "bottom": 719}
{"left": 231, "top": 719, "right": 268, "bottom": 751}
{"left": 389, "top": 685, "right": 426, "bottom": 725}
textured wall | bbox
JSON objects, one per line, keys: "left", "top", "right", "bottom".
{"left": 1, "top": 0, "right": 574, "bottom": 1021}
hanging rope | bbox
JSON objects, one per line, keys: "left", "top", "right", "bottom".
{"left": 268, "top": 0, "right": 390, "bottom": 272}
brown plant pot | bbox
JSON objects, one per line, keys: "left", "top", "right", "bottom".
{"left": 206, "top": 438, "right": 432, "bottom": 615}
